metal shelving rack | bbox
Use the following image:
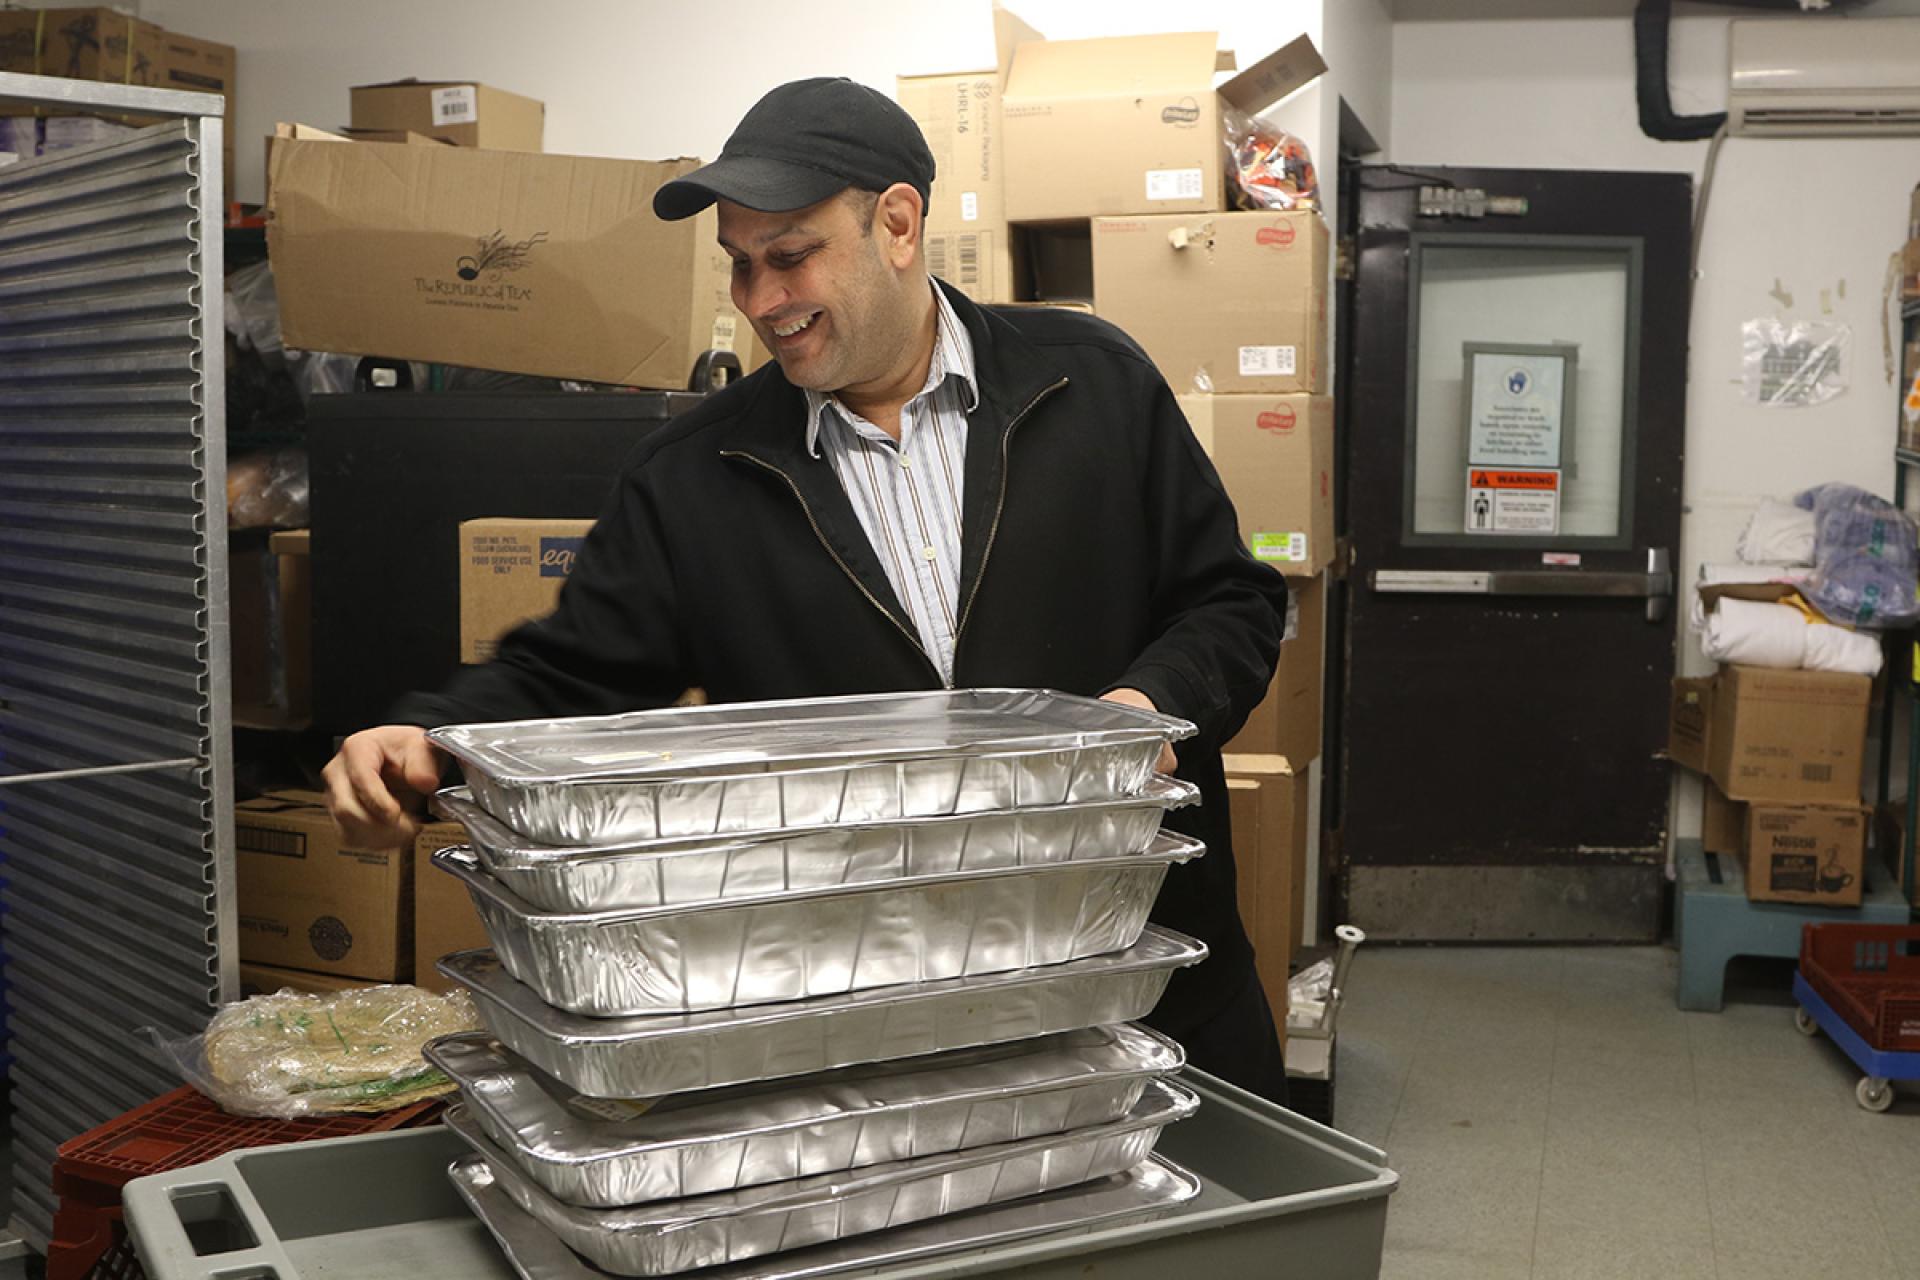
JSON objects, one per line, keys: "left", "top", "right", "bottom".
{"left": 1879, "top": 297, "right": 1920, "bottom": 909}
{"left": 0, "top": 71, "right": 234, "bottom": 1249}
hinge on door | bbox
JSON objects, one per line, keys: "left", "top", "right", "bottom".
{"left": 1335, "top": 236, "right": 1356, "bottom": 282}
{"left": 1418, "top": 186, "right": 1529, "bottom": 219}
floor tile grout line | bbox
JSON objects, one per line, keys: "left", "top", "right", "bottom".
{"left": 1525, "top": 950, "right": 1570, "bottom": 1278}
{"left": 1378, "top": 948, "right": 1444, "bottom": 1151}
{"left": 1681, "top": 982, "right": 1725, "bottom": 1280}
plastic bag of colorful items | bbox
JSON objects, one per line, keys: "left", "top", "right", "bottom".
{"left": 1225, "top": 109, "right": 1318, "bottom": 212}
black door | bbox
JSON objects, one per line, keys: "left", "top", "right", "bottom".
{"left": 1337, "top": 167, "right": 1691, "bottom": 941}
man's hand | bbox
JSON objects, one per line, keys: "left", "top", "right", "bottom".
{"left": 1101, "top": 688, "right": 1178, "bottom": 774}
{"left": 322, "top": 725, "right": 447, "bottom": 850}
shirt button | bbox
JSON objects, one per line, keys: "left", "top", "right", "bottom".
{"left": 899, "top": 457, "right": 911, "bottom": 469}
{"left": 922, "top": 545, "right": 937, "bottom": 561}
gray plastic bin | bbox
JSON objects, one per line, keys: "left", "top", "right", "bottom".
{"left": 120, "top": 1071, "right": 1396, "bottom": 1279}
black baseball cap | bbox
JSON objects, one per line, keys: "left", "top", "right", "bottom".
{"left": 653, "top": 77, "right": 935, "bottom": 221}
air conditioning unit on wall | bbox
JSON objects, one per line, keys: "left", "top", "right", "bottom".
{"left": 1728, "top": 16, "right": 1920, "bottom": 136}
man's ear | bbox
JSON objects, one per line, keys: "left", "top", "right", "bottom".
{"left": 876, "top": 182, "right": 924, "bottom": 270}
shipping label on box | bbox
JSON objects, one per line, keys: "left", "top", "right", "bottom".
{"left": 1741, "top": 803, "right": 1867, "bottom": 906}
{"left": 1705, "top": 664, "right": 1871, "bottom": 805}
{"left": 1095, "top": 210, "right": 1328, "bottom": 394}
{"left": 1179, "top": 393, "right": 1333, "bottom": 577}
{"left": 267, "top": 140, "right": 745, "bottom": 388}
{"left": 460, "top": 518, "right": 595, "bottom": 663}
{"left": 234, "top": 792, "right": 411, "bottom": 981}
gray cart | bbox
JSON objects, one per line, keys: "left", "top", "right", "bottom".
{"left": 121, "top": 1072, "right": 1395, "bottom": 1279}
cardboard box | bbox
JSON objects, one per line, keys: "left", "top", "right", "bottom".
{"left": 237, "top": 962, "right": 379, "bottom": 998}
{"left": 1094, "top": 210, "right": 1328, "bottom": 395}
{"left": 1667, "top": 675, "right": 1714, "bottom": 774}
{"left": 230, "top": 529, "right": 311, "bottom": 730}
{"left": 1701, "top": 779, "right": 1741, "bottom": 856}
{"left": 1225, "top": 573, "right": 1324, "bottom": 762}
{"left": 1223, "top": 754, "right": 1307, "bottom": 1030}
{"left": 899, "top": 72, "right": 1012, "bottom": 303}
{"left": 1179, "top": 392, "right": 1333, "bottom": 576}
{"left": 1002, "top": 31, "right": 1324, "bottom": 222}
{"left": 0, "top": 9, "right": 237, "bottom": 187}
{"left": 413, "top": 821, "right": 486, "bottom": 994}
{"left": 268, "top": 140, "right": 750, "bottom": 387}
{"left": 1008, "top": 221, "right": 1092, "bottom": 304}
{"left": 460, "top": 518, "right": 596, "bottom": 663}
{"left": 1705, "top": 665, "right": 1870, "bottom": 805}
{"left": 1741, "top": 803, "right": 1867, "bottom": 906}
{"left": 350, "top": 79, "right": 544, "bottom": 152}
{"left": 234, "top": 790, "right": 411, "bottom": 981}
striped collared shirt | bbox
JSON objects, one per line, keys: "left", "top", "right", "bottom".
{"left": 804, "top": 282, "right": 979, "bottom": 686}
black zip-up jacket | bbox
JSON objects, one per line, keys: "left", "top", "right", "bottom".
{"left": 393, "top": 282, "right": 1290, "bottom": 1035}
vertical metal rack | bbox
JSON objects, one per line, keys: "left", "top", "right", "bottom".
{"left": 1878, "top": 295, "right": 1920, "bottom": 911}
{"left": 0, "top": 71, "right": 233, "bottom": 1249}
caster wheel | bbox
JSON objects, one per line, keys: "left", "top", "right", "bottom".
{"left": 1857, "top": 1077, "right": 1895, "bottom": 1113}
{"left": 1794, "top": 1008, "right": 1819, "bottom": 1037}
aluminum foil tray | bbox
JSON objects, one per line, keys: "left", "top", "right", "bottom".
{"left": 434, "top": 834, "right": 1201, "bottom": 1016}
{"left": 448, "top": 1151, "right": 1200, "bottom": 1280}
{"left": 428, "top": 689, "right": 1194, "bottom": 846}
{"left": 444, "top": 1079, "right": 1196, "bottom": 1276}
{"left": 423, "top": 1024, "right": 1184, "bottom": 1208}
{"left": 432, "top": 776, "right": 1199, "bottom": 914}
{"left": 436, "top": 927, "right": 1206, "bottom": 1099}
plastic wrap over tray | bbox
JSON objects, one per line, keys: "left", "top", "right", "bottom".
{"left": 432, "top": 776, "right": 1199, "bottom": 914}
{"left": 434, "top": 833, "right": 1201, "bottom": 1016}
{"left": 423, "top": 1024, "right": 1184, "bottom": 1208}
{"left": 447, "top": 1150, "right": 1201, "bottom": 1280}
{"left": 435, "top": 928, "right": 1206, "bottom": 1099}
{"left": 445, "top": 1079, "right": 1196, "bottom": 1276}
{"left": 427, "top": 689, "right": 1194, "bottom": 845}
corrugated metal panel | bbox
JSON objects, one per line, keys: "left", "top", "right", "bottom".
{"left": 0, "top": 104, "right": 233, "bottom": 1249}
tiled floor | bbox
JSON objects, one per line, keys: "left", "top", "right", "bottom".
{"left": 1335, "top": 945, "right": 1920, "bottom": 1280}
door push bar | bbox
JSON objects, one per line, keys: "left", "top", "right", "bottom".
{"left": 1371, "top": 548, "right": 1674, "bottom": 623}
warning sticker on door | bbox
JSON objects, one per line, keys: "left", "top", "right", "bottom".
{"left": 1466, "top": 468, "right": 1559, "bottom": 535}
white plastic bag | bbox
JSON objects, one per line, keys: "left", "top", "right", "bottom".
{"left": 1742, "top": 318, "right": 1849, "bottom": 407}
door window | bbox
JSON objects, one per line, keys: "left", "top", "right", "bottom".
{"left": 1406, "top": 237, "right": 1641, "bottom": 547}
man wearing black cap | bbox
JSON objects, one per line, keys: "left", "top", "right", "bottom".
{"left": 326, "top": 78, "right": 1292, "bottom": 1102}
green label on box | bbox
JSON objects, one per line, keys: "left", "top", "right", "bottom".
{"left": 1251, "top": 532, "right": 1308, "bottom": 563}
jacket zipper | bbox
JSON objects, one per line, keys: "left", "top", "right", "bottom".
{"left": 719, "top": 449, "right": 945, "bottom": 684}
{"left": 952, "top": 377, "right": 1069, "bottom": 649}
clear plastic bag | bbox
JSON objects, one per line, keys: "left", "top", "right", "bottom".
{"left": 152, "top": 985, "right": 481, "bottom": 1117}
{"left": 227, "top": 446, "right": 309, "bottom": 528}
{"left": 1223, "top": 109, "right": 1318, "bottom": 212}
{"left": 1742, "top": 318, "right": 1849, "bottom": 407}
{"left": 1793, "top": 482, "right": 1920, "bottom": 628}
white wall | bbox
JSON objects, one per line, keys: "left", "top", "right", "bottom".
{"left": 137, "top": 0, "right": 1337, "bottom": 206}
{"left": 1391, "top": 12, "right": 1918, "bottom": 846}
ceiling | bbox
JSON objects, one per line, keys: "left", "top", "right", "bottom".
{"left": 1389, "top": 0, "right": 1920, "bottom": 20}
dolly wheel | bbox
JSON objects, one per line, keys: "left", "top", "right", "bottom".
{"left": 1856, "top": 1077, "right": 1895, "bottom": 1113}
{"left": 1794, "top": 1008, "right": 1819, "bottom": 1037}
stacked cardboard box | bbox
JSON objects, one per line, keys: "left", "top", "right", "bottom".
{"left": 0, "top": 6, "right": 236, "bottom": 188}
{"left": 1669, "top": 666, "right": 1873, "bottom": 906}
{"left": 459, "top": 517, "right": 596, "bottom": 663}
{"left": 414, "top": 821, "right": 488, "bottom": 993}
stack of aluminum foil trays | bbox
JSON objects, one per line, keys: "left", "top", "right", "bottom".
{"left": 425, "top": 689, "right": 1210, "bottom": 1277}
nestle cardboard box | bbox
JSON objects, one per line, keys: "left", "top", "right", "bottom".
{"left": 1741, "top": 803, "right": 1867, "bottom": 906}
{"left": 1179, "top": 392, "right": 1333, "bottom": 576}
{"left": 1667, "top": 675, "right": 1714, "bottom": 774}
{"left": 1224, "top": 754, "right": 1306, "bottom": 1035}
{"left": 413, "top": 821, "right": 487, "bottom": 994}
{"left": 459, "top": 518, "right": 595, "bottom": 663}
{"left": 237, "top": 962, "right": 379, "bottom": 998}
{"left": 234, "top": 790, "right": 411, "bottom": 981}
{"left": 1094, "top": 210, "right": 1328, "bottom": 394}
{"left": 1225, "top": 572, "right": 1323, "bottom": 762}
{"left": 1003, "top": 31, "right": 1324, "bottom": 222}
{"left": 1705, "top": 665, "right": 1871, "bottom": 805}
{"left": 268, "top": 140, "right": 750, "bottom": 387}
{"left": 350, "top": 79, "right": 544, "bottom": 152}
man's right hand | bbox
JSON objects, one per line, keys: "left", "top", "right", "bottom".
{"left": 322, "top": 724, "right": 447, "bottom": 849}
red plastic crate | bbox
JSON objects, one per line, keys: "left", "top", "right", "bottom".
{"left": 48, "top": 1085, "right": 441, "bottom": 1280}
{"left": 1800, "top": 923, "right": 1920, "bottom": 1054}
